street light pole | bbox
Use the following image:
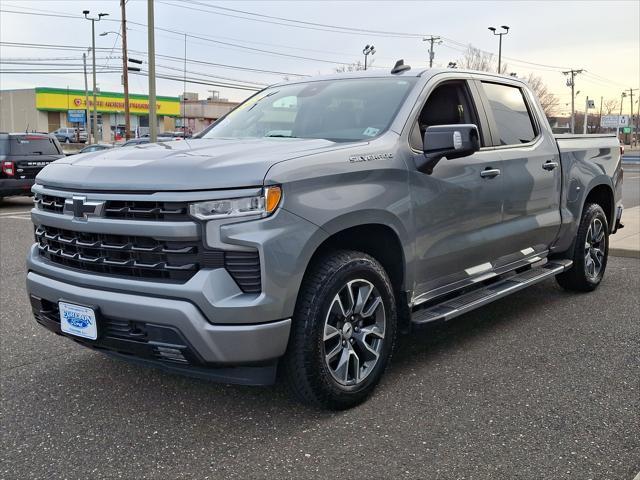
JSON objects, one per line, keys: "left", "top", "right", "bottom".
{"left": 488, "top": 25, "right": 509, "bottom": 73}
{"left": 362, "top": 44, "right": 375, "bottom": 71}
{"left": 101, "top": 27, "right": 131, "bottom": 141}
{"left": 83, "top": 10, "right": 108, "bottom": 144}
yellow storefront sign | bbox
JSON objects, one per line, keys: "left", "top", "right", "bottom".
{"left": 35, "top": 87, "right": 180, "bottom": 116}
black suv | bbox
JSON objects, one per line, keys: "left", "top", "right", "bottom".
{"left": 0, "top": 133, "right": 64, "bottom": 199}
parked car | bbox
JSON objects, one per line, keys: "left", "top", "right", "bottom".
{"left": 0, "top": 132, "right": 64, "bottom": 200}
{"left": 79, "top": 143, "right": 113, "bottom": 154}
{"left": 26, "top": 66, "right": 623, "bottom": 409}
{"left": 52, "top": 127, "right": 87, "bottom": 144}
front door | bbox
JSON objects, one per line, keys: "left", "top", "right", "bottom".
{"left": 407, "top": 80, "right": 505, "bottom": 301}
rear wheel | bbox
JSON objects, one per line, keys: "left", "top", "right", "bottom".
{"left": 556, "top": 203, "right": 609, "bottom": 292}
{"left": 283, "top": 250, "right": 397, "bottom": 409}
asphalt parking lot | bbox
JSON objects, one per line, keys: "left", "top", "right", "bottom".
{"left": 1, "top": 196, "right": 639, "bottom": 480}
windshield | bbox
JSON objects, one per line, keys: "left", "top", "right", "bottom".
{"left": 201, "top": 77, "right": 417, "bottom": 142}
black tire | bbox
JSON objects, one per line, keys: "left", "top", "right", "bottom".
{"left": 556, "top": 203, "right": 609, "bottom": 292}
{"left": 64, "top": 138, "right": 71, "bottom": 144}
{"left": 283, "top": 250, "right": 397, "bottom": 410}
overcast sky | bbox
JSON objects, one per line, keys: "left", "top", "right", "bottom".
{"left": 1, "top": 0, "right": 638, "bottom": 115}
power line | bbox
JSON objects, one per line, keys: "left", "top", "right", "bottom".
{"left": 1, "top": 41, "right": 307, "bottom": 77}
{"left": 0, "top": 7, "right": 357, "bottom": 67}
{"left": 161, "top": 0, "right": 424, "bottom": 38}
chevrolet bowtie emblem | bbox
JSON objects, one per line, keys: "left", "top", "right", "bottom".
{"left": 63, "top": 196, "right": 106, "bottom": 220}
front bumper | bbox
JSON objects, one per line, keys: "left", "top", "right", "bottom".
{"left": 27, "top": 271, "right": 291, "bottom": 383}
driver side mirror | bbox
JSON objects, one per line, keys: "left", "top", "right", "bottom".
{"left": 415, "top": 124, "right": 480, "bottom": 174}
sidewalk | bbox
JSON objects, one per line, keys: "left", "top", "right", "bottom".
{"left": 610, "top": 206, "right": 640, "bottom": 259}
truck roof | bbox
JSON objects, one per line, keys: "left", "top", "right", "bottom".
{"left": 272, "top": 67, "right": 528, "bottom": 87}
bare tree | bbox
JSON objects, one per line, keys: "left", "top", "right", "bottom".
{"left": 524, "top": 73, "right": 559, "bottom": 118}
{"left": 457, "top": 45, "right": 494, "bottom": 72}
{"left": 603, "top": 99, "right": 619, "bottom": 115}
{"left": 334, "top": 60, "right": 367, "bottom": 73}
{"left": 456, "top": 45, "right": 508, "bottom": 74}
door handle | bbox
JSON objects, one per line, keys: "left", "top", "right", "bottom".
{"left": 543, "top": 160, "right": 559, "bottom": 171}
{"left": 480, "top": 168, "right": 501, "bottom": 178}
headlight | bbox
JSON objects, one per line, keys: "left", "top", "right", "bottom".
{"left": 189, "top": 186, "right": 282, "bottom": 220}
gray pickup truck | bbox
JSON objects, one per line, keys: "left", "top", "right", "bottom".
{"left": 27, "top": 65, "right": 623, "bottom": 409}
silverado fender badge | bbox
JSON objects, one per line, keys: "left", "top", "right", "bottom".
{"left": 349, "top": 152, "right": 394, "bottom": 163}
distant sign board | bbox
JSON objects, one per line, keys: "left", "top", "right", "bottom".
{"left": 67, "top": 109, "right": 86, "bottom": 124}
{"left": 622, "top": 127, "right": 632, "bottom": 134}
{"left": 601, "top": 115, "right": 629, "bottom": 128}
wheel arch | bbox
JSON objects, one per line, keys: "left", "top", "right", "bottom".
{"left": 583, "top": 182, "right": 614, "bottom": 229}
{"left": 299, "top": 221, "right": 411, "bottom": 334}
{"left": 306, "top": 223, "right": 407, "bottom": 292}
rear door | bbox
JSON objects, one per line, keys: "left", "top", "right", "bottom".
{"left": 475, "top": 79, "right": 562, "bottom": 264}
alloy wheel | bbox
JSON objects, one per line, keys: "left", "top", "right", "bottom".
{"left": 323, "top": 279, "right": 386, "bottom": 386}
{"left": 584, "top": 217, "right": 605, "bottom": 280}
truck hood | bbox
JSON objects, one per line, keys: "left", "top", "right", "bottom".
{"left": 36, "top": 138, "right": 354, "bottom": 191}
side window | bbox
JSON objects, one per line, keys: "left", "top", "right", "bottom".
{"left": 410, "top": 81, "right": 479, "bottom": 150}
{"left": 481, "top": 82, "right": 536, "bottom": 145}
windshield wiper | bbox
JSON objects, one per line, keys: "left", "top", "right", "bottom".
{"left": 264, "top": 134, "right": 298, "bottom": 138}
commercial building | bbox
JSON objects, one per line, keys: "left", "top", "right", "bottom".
{"left": 177, "top": 91, "right": 240, "bottom": 135}
{"left": 0, "top": 87, "right": 180, "bottom": 141}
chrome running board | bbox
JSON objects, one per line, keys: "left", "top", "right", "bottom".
{"left": 411, "top": 259, "right": 573, "bottom": 325}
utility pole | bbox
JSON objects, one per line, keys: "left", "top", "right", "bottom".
{"left": 147, "top": 0, "right": 157, "bottom": 142}
{"left": 488, "top": 25, "right": 509, "bottom": 73}
{"left": 563, "top": 69, "right": 583, "bottom": 134}
{"left": 120, "top": 0, "right": 131, "bottom": 140}
{"left": 83, "top": 10, "right": 108, "bottom": 143}
{"left": 423, "top": 35, "right": 441, "bottom": 68}
{"left": 625, "top": 88, "right": 638, "bottom": 146}
{"left": 183, "top": 33, "right": 187, "bottom": 136}
{"left": 82, "top": 52, "right": 91, "bottom": 144}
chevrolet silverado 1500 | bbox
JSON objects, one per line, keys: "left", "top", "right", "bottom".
{"left": 27, "top": 65, "right": 623, "bottom": 409}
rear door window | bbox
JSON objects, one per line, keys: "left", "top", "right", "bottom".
{"left": 481, "top": 82, "right": 537, "bottom": 145}
{"left": 9, "top": 135, "right": 61, "bottom": 155}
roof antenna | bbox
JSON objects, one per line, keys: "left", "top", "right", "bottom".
{"left": 391, "top": 59, "right": 411, "bottom": 74}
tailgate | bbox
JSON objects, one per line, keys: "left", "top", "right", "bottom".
{"left": 12, "top": 156, "right": 62, "bottom": 179}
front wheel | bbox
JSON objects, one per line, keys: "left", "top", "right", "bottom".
{"left": 283, "top": 250, "right": 397, "bottom": 410}
{"left": 556, "top": 203, "right": 609, "bottom": 292}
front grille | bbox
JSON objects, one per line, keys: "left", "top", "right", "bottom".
{"left": 34, "top": 193, "right": 190, "bottom": 221}
{"left": 35, "top": 224, "right": 222, "bottom": 282}
{"left": 34, "top": 224, "right": 262, "bottom": 291}
{"left": 35, "top": 194, "right": 65, "bottom": 213}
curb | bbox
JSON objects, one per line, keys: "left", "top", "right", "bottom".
{"left": 609, "top": 247, "right": 640, "bottom": 259}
